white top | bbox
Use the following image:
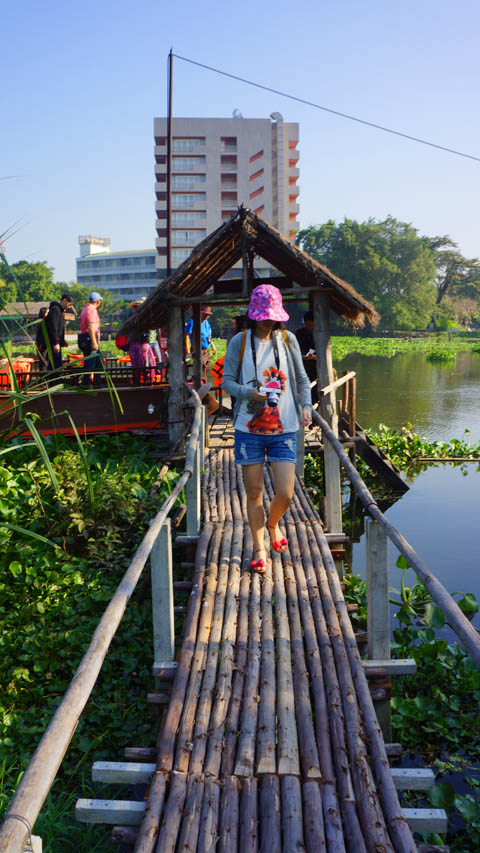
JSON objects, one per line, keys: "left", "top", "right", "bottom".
{"left": 235, "top": 331, "right": 299, "bottom": 435}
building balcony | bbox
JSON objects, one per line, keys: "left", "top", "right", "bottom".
{"left": 288, "top": 149, "right": 300, "bottom": 163}
{"left": 289, "top": 184, "right": 300, "bottom": 197}
{"left": 288, "top": 167, "right": 300, "bottom": 179}
{"left": 289, "top": 203, "right": 300, "bottom": 214}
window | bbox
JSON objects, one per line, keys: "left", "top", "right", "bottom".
{"left": 172, "top": 230, "right": 206, "bottom": 245}
{"left": 172, "top": 156, "right": 206, "bottom": 172}
{"left": 172, "top": 137, "right": 205, "bottom": 153}
{"left": 221, "top": 174, "right": 237, "bottom": 185}
{"left": 249, "top": 186, "right": 263, "bottom": 200}
{"left": 172, "top": 175, "right": 206, "bottom": 189}
{"left": 249, "top": 168, "right": 264, "bottom": 182}
{"left": 172, "top": 211, "right": 206, "bottom": 227}
{"left": 221, "top": 191, "right": 237, "bottom": 203}
{"left": 220, "top": 155, "right": 237, "bottom": 170}
{"left": 249, "top": 149, "right": 263, "bottom": 163}
{"left": 220, "top": 136, "right": 237, "bottom": 152}
{"left": 172, "top": 248, "right": 191, "bottom": 265}
{"left": 172, "top": 192, "right": 206, "bottom": 208}
{"left": 221, "top": 210, "right": 236, "bottom": 222}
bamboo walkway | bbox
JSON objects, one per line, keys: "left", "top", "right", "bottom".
{"left": 135, "top": 447, "right": 418, "bottom": 852}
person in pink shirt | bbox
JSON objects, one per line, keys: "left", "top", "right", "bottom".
{"left": 78, "top": 292, "right": 103, "bottom": 385}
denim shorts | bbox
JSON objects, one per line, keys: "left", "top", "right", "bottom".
{"left": 234, "top": 430, "right": 297, "bottom": 465}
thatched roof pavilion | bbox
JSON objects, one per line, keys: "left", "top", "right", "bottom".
{"left": 121, "top": 206, "right": 379, "bottom": 335}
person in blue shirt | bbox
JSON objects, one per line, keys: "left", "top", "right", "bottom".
{"left": 185, "top": 304, "right": 217, "bottom": 382}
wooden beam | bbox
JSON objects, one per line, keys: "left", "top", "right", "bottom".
{"left": 92, "top": 762, "right": 156, "bottom": 785}
{"left": 75, "top": 799, "right": 146, "bottom": 825}
{"left": 402, "top": 808, "right": 447, "bottom": 834}
{"left": 169, "top": 285, "right": 333, "bottom": 306}
{"left": 362, "top": 659, "right": 417, "bottom": 674}
{"left": 167, "top": 304, "right": 185, "bottom": 452}
{"left": 390, "top": 768, "right": 435, "bottom": 790}
{"left": 320, "top": 371, "right": 356, "bottom": 397}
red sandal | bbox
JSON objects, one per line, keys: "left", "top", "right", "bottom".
{"left": 250, "top": 550, "right": 267, "bottom": 574}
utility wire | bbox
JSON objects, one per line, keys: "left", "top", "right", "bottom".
{"left": 173, "top": 52, "right": 480, "bottom": 164}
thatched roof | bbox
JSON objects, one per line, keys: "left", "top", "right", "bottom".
{"left": 122, "top": 207, "right": 379, "bottom": 334}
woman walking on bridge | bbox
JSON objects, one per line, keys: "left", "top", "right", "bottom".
{"left": 223, "top": 285, "right": 312, "bottom": 573}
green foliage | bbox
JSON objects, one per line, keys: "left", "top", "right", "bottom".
{"left": 0, "top": 259, "right": 58, "bottom": 303}
{"left": 367, "top": 423, "right": 480, "bottom": 470}
{"left": 297, "top": 217, "right": 438, "bottom": 330}
{"left": 331, "top": 334, "right": 480, "bottom": 362}
{"left": 0, "top": 433, "right": 183, "bottom": 848}
{"left": 426, "top": 348, "right": 456, "bottom": 363}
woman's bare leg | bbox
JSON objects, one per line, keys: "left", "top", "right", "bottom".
{"left": 242, "top": 462, "right": 267, "bottom": 560}
{"left": 267, "top": 461, "right": 296, "bottom": 552}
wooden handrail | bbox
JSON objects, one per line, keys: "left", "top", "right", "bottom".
{"left": 312, "top": 408, "right": 480, "bottom": 669}
{"left": 320, "top": 370, "right": 356, "bottom": 396}
{"left": 0, "top": 389, "right": 202, "bottom": 853}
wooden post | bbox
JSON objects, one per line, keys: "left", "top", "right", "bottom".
{"left": 199, "top": 405, "right": 206, "bottom": 472}
{"left": 167, "top": 304, "right": 185, "bottom": 453}
{"left": 366, "top": 518, "right": 391, "bottom": 740}
{"left": 312, "top": 292, "right": 343, "bottom": 535}
{"left": 192, "top": 304, "right": 202, "bottom": 389}
{"left": 186, "top": 431, "right": 201, "bottom": 536}
{"left": 151, "top": 519, "right": 175, "bottom": 665}
{"left": 296, "top": 424, "right": 305, "bottom": 480}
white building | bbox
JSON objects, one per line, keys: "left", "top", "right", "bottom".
{"left": 76, "top": 237, "right": 157, "bottom": 300}
{"left": 154, "top": 113, "right": 300, "bottom": 274}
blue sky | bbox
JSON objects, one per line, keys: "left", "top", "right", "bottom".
{"left": 2, "top": 0, "right": 480, "bottom": 281}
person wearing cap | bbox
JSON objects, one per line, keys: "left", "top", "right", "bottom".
{"left": 184, "top": 304, "right": 217, "bottom": 383}
{"left": 222, "top": 285, "right": 312, "bottom": 574}
{"left": 44, "top": 292, "right": 74, "bottom": 371}
{"left": 78, "top": 292, "right": 103, "bottom": 385}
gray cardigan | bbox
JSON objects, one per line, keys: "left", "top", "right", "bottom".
{"left": 222, "top": 329, "right": 313, "bottom": 425}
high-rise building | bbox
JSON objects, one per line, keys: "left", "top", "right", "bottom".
{"left": 76, "top": 236, "right": 157, "bottom": 300}
{"left": 154, "top": 113, "right": 299, "bottom": 275}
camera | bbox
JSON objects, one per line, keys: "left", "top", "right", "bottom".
{"left": 260, "top": 386, "right": 280, "bottom": 408}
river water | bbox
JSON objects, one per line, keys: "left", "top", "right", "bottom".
{"left": 334, "top": 351, "right": 480, "bottom": 615}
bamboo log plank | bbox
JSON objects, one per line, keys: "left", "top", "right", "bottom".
{"left": 302, "top": 781, "right": 326, "bottom": 853}
{"left": 298, "top": 522, "right": 361, "bottom": 850}
{"left": 216, "top": 448, "right": 226, "bottom": 523}
{"left": 133, "top": 772, "right": 168, "bottom": 853}
{"left": 307, "top": 524, "right": 394, "bottom": 851}
{"left": 255, "top": 545, "right": 277, "bottom": 775}
{"left": 311, "top": 522, "right": 417, "bottom": 852}
{"left": 240, "top": 777, "right": 258, "bottom": 853}
{"left": 155, "top": 771, "right": 188, "bottom": 853}
{"left": 156, "top": 523, "right": 215, "bottom": 772}
{"left": 281, "top": 776, "right": 305, "bottom": 852}
{"left": 197, "top": 777, "right": 221, "bottom": 853}
{"left": 220, "top": 538, "right": 252, "bottom": 776}
{"left": 204, "top": 521, "right": 243, "bottom": 777}
{"left": 259, "top": 776, "right": 281, "bottom": 853}
{"left": 218, "top": 777, "right": 239, "bottom": 853}
{"left": 174, "top": 526, "right": 223, "bottom": 772}
{"left": 234, "top": 560, "right": 262, "bottom": 776}
{"left": 177, "top": 774, "right": 205, "bottom": 853}
{"left": 190, "top": 522, "right": 234, "bottom": 773}
{"left": 223, "top": 448, "right": 233, "bottom": 522}
{"left": 271, "top": 549, "right": 300, "bottom": 776}
{"left": 279, "top": 525, "right": 321, "bottom": 779}
{"left": 230, "top": 453, "right": 244, "bottom": 523}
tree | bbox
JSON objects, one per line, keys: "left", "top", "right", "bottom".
{"left": 297, "top": 217, "right": 438, "bottom": 331}
{"left": 425, "top": 237, "right": 480, "bottom": 308}
{"left": 0, "top": 259, "right": 60, "bottom": 302}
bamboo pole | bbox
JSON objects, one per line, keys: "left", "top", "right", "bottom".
{"left": 256, "top": 544, "right": 277, "bottom": 775}
{"left": 174, "top": 526, "right": 223, "bottom": 772}
{"left": 133, "top": 772, "right": 168, "bottom": 853}
{"left": 154, "top": 771, "right": 188, "bottom": 853}
{"left": 197, "top": 777, "right": 221, "bottom": 853}
{"left": 240, "top": 777, "right": 258, "bottom": 853}
{"left": 177, "top": 774, "right": 204, "bottom": 853}
{"left": 281, "top": 776, "right": 305, "bottom": 852}
{"left": 220, "top": 533, "right": 252, "bottom": 776}
{"left": 204, "top": 521, "right": 243, "bottom": 777}
{"left": 303, "top": 781, "right": 326, "bottom": 853}
{"left": 259, "top": 776, "right": 281, "bottom": 853}
{"left": 0, "top": 394, "right": 202, "bottom": 853}
{"left": 234, "top": 560, "right": 262, "bottom": 776}
{"left": 312, "top": 408, "right": 480, "bottom": 669}
{"left": 190, "top": 523, "right": 234, "bottom": 773}
{"left": 218, "top": 777, "right": 239, "bottom": 853}
{"left": 311, "top": 522, "right": 417, "bottom": 852}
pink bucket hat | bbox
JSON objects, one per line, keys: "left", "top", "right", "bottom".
{"left": 247, "top": 284, "right": 289, "bottom": 323}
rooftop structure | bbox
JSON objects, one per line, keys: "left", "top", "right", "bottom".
{"left": 76, "top": 237, "right": 157, "bottom": 301}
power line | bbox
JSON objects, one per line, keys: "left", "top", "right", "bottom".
{"left": 173, "top": 53, "right": 480, "bottom": 164}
